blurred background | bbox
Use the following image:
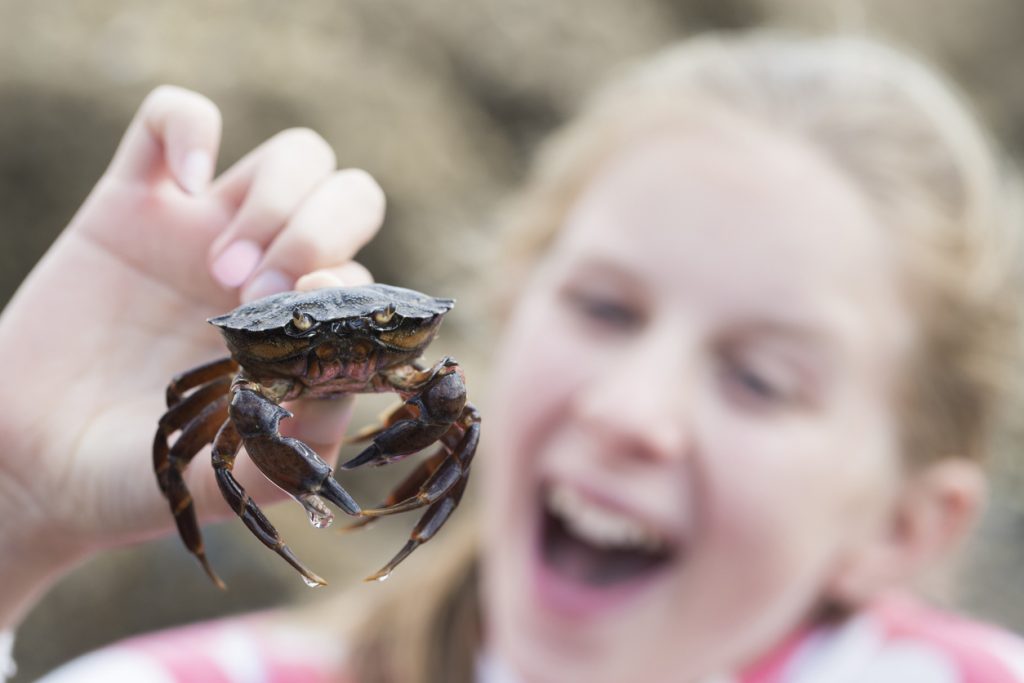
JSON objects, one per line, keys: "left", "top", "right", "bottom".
{"left": 3, "top": 0, "right": 1024, "bottom": 679}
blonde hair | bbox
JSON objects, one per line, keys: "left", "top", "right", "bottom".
{"left": 349, "top": 31, "right": 1023, "bottom": 682}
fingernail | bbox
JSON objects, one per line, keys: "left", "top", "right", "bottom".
{"left": 241, "top": 269, "right": 294, "bottom": 303}
{"left": 178, "top": 150, "right": 213, "bottom": 195}
{"left": 211, "top": 240, "right": 262, "bottom": 289}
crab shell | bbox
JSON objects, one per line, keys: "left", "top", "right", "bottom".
{"left": 209, "top": 284, "right": 454, "bottom": 332}
{"left": 208, "top": 284, "right": 456, "bottom": 369}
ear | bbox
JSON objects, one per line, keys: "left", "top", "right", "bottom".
{"left": 826, "top": 458, "right": 987, "bottom": 606}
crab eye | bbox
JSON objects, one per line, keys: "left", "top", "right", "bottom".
{"left": 372, "top": 304, "right": 396, "bottom": 326}
{"left": 292, "top": 309, "right": 314, "bottom": 331}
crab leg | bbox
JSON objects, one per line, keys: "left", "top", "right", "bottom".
{"left": 359, "top": 410, "right": 479, "bottom": 518}
{"left": 337, "top": 419, "right": 474, "bottom": 536}
{"left": 334, "top": 358, "right": 480, "bottom": 577}
{"left": 153, "top": 379, "right": 232, "bottom": 588}
{"left": 364, "top": 476, "right": 470, "bottom": 583}
{"left": 340, "top": 358, "right": 468, "bottom": 470}
{"left": 337, "top": 441, "right": 452, "bottom": 536}
{"left": 216, "top": 386, "right": 362, "bottom": 586}
{"left": 343, "top": 401, "right": 419, "bottom": 445}
{"left": 165, "top": 356, "right": 238, "bottom": 408}
{"left": 336, "top": 391, "right": 434, "bottom": 535}
{"left": 210, "top": 418, "right": 328, "bottom": 588}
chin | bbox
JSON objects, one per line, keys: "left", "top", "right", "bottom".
{"left": 480, "top": 482, "right": 693, "bottom": 683}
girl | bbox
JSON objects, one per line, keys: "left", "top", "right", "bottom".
{"left": 7, "top": 31, "right": 1024, "bottom": 683}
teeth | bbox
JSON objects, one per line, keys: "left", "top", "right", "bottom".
{"left": 546, "top": 483, "right": 669, "bottom": 554}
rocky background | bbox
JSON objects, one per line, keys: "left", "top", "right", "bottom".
{"left": 3, "top": 0, "right": 1024, "bottom": 679}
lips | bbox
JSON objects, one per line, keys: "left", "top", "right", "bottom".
{"left": 532, "top": 481, "right": 680, "bottom": 614}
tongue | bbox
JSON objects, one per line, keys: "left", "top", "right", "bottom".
{"left": 543, "top": 512, "right": 671, "bottom": 587}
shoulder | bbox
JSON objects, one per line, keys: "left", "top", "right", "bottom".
{"left": 785, "top": 594, "right": 1024, "bottom": 683}
{"left": 37, "top": 611, "right": 354, "bottom": 683}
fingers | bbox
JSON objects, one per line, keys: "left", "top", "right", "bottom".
{"left": 206, "top": 129, "right": 385, "bottom": 302}
{"left": 207, "top": 128, "right": 336, "bottom": 289}
{"left": 106, "top": 87, "right": 384, "bottom": 305}
{"left": 248, "top": 169, "right": 385, "bottom": 301}
{"left": 106, "top": 85, "right": 221, "bottom": 194}
{"left": 210, "top": 128, "right": 337, "bottom": 249}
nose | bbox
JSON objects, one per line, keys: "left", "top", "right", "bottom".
{"left": 572, "top": 329, "right": 693, "bottom": 462}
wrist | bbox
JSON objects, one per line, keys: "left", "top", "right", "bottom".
{"left": 0, "top": 540, "right": 87, "bottom": 632}
{"left": 0, "top": 482, "right": 90, "bottom": 630}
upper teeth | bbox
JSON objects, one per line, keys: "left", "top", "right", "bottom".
{"left": 547, "top": 483, "right": 669, "bottom": 553}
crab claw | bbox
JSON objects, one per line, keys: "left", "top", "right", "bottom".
{"left": 341, "top": 443, "right": 386, "bottom": 470}
{"left": 342, "top": 364, "right": 467, "bottom": 470}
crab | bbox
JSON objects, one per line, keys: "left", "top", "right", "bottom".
{"left": 152, "top": 284, "right": 480, "bottom": 588}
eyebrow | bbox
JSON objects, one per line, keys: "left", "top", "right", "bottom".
{"left": 559, "top": 256, "right": 648, "bottom": 294}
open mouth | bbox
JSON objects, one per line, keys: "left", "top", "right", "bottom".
{"left": 539, "top": 482, "right": 678, "bottom": 588}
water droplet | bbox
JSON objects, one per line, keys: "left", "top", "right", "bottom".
{"left": 302, "top": 576, "right": 323, "bottom": 588}
{"left": 375, "top": 572, "right": 391, "bottom": 583}
{"left": 298, "top": 494, "right": 334, "bottom": 528}
{"left": 308, "top": 509, "right": 334, "bottom": 529}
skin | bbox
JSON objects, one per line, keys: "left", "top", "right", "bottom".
{"left": 0, "top": 86, "right": 385, "bottom": 630}
{"left": 0, "top": 85, "right": 987, "bottom": 680}
{"left": 481, "top": 115, "right": 956, "bottom": 682}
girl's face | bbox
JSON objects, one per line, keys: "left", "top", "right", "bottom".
{"left": 481, "top": 116, "right": 916, "bottom": 683}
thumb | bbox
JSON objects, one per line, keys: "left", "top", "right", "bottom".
{"left": 106, "top": 85, "right": 222, "bottom": 194}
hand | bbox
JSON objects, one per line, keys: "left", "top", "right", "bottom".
{"left": 0, "top": 86, "right": 385, "bottom": 599}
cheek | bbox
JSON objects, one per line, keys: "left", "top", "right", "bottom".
{"left": 482, "top": 301, "right": 574, "bottom": 521}
{"left": 487, "top": 299, "right": 596, "bottom": 459}
{"left": 673, "top": 425, "right": 852, "bottom": 653}
{"left": 697, "top": 404, "right": 898, "bottom": 582}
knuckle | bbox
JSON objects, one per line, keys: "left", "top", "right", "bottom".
{"left": 256, "top": 189, "right": 298, "bottom": 228}
{"left": 143, "top": 85, "right": 213, "bottom": 113}
{"left": 277, "top": 232, "right": 323, "bottom": 271}
{"left": 143, "top": 84, "right": 183, "bottom": 107}
{"left": 335, "top": 168, "right": 386, "bottom": 218}
{"left": 190, "top": 94, "right": 223, "bottom": 127}
{"left": 319, "top": 170, "right": 386, "bottom": 245}
{"left": 139, "top": 85, "right": 221, "bottom": 131}
{"left": 273, "top": 127, "right": 336, "bottom": 169}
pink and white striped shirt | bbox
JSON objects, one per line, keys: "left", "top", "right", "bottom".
{"left": 38, "top": 593, "right": 1024, "bottom": 682}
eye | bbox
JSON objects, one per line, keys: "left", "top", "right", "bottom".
{"left": 728, "top": 364, "right": 778, "bottom": 399}
{"left": 291, "top": 308, "right": 315, "bottom": 332}
{"left": 372, "top": 304, "right": 396, "bottom": 326}
{"left": 564, "top": 288, "right": 643, "bottom": 331}
{"left": 720, "top": 357, "right": 797, "bottom": 411}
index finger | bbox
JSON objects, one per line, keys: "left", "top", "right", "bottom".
{"left": 105, "top": 85, "right": 222, "bottom": 194}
